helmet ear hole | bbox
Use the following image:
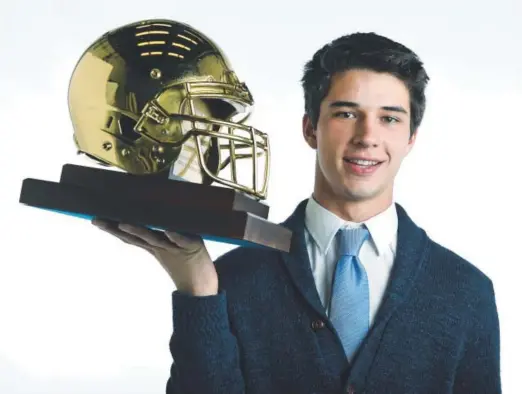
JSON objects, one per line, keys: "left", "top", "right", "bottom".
{"left": 119, "top": 116, "right": 142, "bottom": 143}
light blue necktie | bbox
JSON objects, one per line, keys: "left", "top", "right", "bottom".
{"left": 329, "top": 226, "right": 370, "bottom": 361}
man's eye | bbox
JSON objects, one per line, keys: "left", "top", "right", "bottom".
{"left": 334, "top": 112, "right": 355, "bottom": 118}
{"left": 383, "top": 116, "right": 400, "bottom": 123}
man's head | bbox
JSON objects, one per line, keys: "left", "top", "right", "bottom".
{"left": 301, "top": 32, "right": 429, "bottom": 214}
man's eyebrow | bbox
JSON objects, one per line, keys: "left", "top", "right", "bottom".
{"left": 329, "top": 101, "right": 408, "bottom": 114}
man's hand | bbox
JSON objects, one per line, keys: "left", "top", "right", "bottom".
{"left": 92, "top": 218, "right": 218, "bottom": 296}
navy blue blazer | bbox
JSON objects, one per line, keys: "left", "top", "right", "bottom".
{"left": 167, "top": 199, "right": 501, "bottom": 394}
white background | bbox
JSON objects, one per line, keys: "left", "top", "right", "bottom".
{"left": 1, "top": 0, "right": 521, "bottom": 393}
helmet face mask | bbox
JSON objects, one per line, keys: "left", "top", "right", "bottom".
{"left": 69, "top": 19, "right": 270, "bottom": 200}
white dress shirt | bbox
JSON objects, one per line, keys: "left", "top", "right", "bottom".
{"left": 303, "top": 196, "right": 398, "bottom": 327}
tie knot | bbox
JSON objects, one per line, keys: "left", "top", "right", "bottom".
{"left": 338, "top": 226, "right": 369, "bottom": 257}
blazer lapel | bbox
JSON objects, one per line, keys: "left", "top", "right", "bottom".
{"left": 279, "top": 199, "right": 329, "bottom": 320}
{"left": 370, "top": 203, "right": 430, "bottom": 325}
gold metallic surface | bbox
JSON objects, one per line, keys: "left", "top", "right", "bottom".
{"left": 68, "top": 19, "right": 270, "bottom": 199}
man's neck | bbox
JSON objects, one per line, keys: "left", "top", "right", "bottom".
{"left": 311, "top": 192, "right": 393, "bottom": 223}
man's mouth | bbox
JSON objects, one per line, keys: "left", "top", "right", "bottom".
{"left": 343, "top": 157, "right": 384, "bottom": 175}
{"left": 344, "top": 158, "right": 382, "bottom": 167}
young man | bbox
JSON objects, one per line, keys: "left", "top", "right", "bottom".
{"left": 94, "top": 32, "right": 501, "bottom": 393}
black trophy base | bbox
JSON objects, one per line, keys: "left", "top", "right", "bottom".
{"left": 18, "top": 165, "right": 292, "bottom": 252}
{"left": 60, "top": 164, "right": 270, "bottom": 219}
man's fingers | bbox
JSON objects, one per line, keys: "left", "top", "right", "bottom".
{"left": 92, "top": 218, "right": 113, "bottom": 229}
{"left": 118, "top": 223, "right": 173, "bottom": 249}
{"left": 164, "top": 231, "right": 203, "bottom": 252}
{"left": 92, "top": 219, "right": 155, "bottom": 251}
{"left": 92, "top": 218, "right": 200, "bottom": 253}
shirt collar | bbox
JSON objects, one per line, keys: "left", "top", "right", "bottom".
{"left": 304, "top": 195, "right": 398, "bottom": 256}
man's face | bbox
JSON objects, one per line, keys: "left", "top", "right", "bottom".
{"left": 303, "top": 69, "right": 417, "bottom": 205}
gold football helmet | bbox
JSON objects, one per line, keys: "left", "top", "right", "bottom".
{"left": 68, "top": 19, "right": 270, "bottom": 199}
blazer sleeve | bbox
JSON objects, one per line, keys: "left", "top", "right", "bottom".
{"left": 453, "top": 278, "right": 502, "bottom": 394}
{"left": 166, "top": 290, "right": 245, "bottom": 394}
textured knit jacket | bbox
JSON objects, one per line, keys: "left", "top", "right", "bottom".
{"left": 166, "top": 200, "right": 501, "bottom": 394}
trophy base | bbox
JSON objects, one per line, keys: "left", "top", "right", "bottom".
{"left": 60, "top": 164, "right": 270, "bottom": 219}
{"left": 18, "top": 166, "right": 292, "bottom": 252}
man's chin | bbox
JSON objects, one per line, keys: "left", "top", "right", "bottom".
{"left": 340, "top": 185, "right": 383, "bottom": 202}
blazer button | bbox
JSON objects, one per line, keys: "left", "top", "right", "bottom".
{"left": 311, "top": 319, "right": 325, "bottom": 330}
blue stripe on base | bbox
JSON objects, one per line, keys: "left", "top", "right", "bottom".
{"left": 38, "top": 207, "right": 267, "bottom": 249}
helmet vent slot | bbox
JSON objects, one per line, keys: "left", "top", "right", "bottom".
{"left": 106, "top": 116, "right": 114, "bottom": 129}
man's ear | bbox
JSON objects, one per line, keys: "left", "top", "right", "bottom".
{"left": 302, "top": 114, "right": 317, "bottom": 149}
{"left": 405, "top": 128, "right": 418, "bottom": 156}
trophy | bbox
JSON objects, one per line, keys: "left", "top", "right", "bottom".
{"left": 18, "top": 19, "right": 292, "bottom": 252}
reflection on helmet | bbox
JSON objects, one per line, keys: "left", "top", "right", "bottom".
{"left": 68, "top": 19, "right": 270, "bottom": 200}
